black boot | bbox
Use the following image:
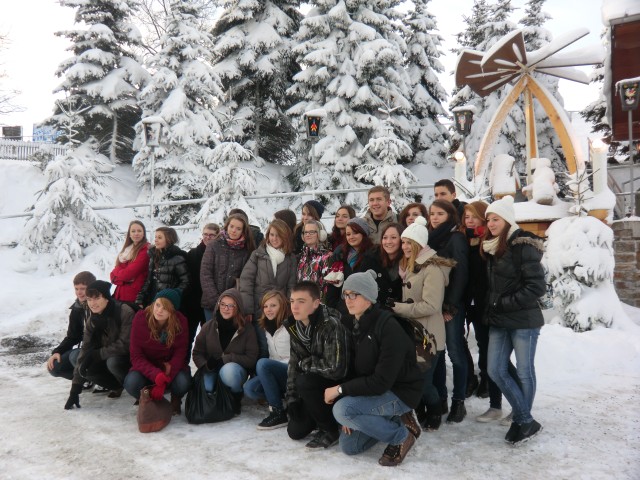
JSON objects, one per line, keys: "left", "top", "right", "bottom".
{"left": 446, "top": 399, "right": 467, "bottom": 423}
{"left": 466, "top": 374, "right": 479, "bottom": 398}
{"left": 232, "top": 392, "right": 243, "bottom": 416}
{"left": 476, "top": 374, "right": 489, "bottom": 398}
{"left": 424, "top": 402, "right": 442, "bottom": 431}
{"left": 414, "top": 401, "right": 427, "bottom": 425}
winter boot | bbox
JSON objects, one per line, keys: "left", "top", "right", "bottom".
{"left": 414, "top": 401, "right": 427, "bottom": 425}
{"left": 424, "top": 402, "right": 442, "bottom": 431}
{"left": 257, "top": 406, "right": 288, "bottom": 430}
{"left": 446, "top": 399, "right": 467, "bottom": 423}
{"left": 378, "top": 432, "right": 416, "bottom": 467}
{"left": 440, "top": 397, "right": 449, "bottom": 415}
{"left": 476, "top": 374, "right": 489, "bottom": 398}
{"left": 465, "top": 374, "right": 479, "bottom": 398}
{"left": 400, "top": 411, "right": 421, "bottom": 439}
{"left": 232, "top": 392, "right": 243, "bottom": 416}
{"left": 170, "top": 394, "right": 182, "bottom": 416}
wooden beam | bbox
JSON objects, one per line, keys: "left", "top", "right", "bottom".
{"left": 524, "top": 86, "right": 538, "bottom": 188}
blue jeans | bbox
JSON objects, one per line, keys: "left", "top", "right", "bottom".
{"left": 488, "top": 327, "right": 540, "bottom": 425}
{"left": 333, "top": 391, "right": 412, "bottom": 455}
{"left": 49, "top": 348, "right": 80, "bottom": 380}
{"left": 123, "top": 369, "right": 192, "bottom": 399}
{"left": 204, "top": 362, "right": 247, "bottom": 393}
{"left": 434, "top": 306, "right": 468, "bottom": 401}
{"left": 422, "top": 350, "right": 444, "bottom": 406}
{"left": 243, "top": 358, "right": 288, "bottom": 409}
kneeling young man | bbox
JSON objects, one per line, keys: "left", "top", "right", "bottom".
{"left": 65, "top": 281, "right": 134, "bottom": 410}
{"left": 325, "top": 270, "right": 423, "bottom": 466}
{"left": 284, "top": 281, "right": 351, "bottom": 449}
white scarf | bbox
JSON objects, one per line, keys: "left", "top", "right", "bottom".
{"left": 118, "top": 244, "right": 134, "bottom": 263}
{"left": 266, "top": 245, "right": 285, "bottom": 278}
{"left": 482, "top": 225, "right": 520, "bottom": 256}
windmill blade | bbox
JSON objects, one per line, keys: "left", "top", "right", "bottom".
{"left": 478, "top": 73, "right": 520, "bottom": 96}
{"left": 481, "top": 30, "right": 527, "bottom": 71}
{"left": 527, "top": 28, "right": 590, "bottom": 67}
{"left": 536, "top": 66, "right": 591, "bottom": 84}
{"left": 535, "top": 45, "right": 606, "bottom": 68}
{"left": 455, "top": 49, "right": 485, "bottom": 87}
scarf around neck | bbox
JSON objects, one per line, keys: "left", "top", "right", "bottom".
{"left": 222, "top": 230, "right": 246, "bottom": 250}
{"left": 118, "top": 244, "right": 134, "bottom": 263}
{"left": 266, "top": 244, "right": 285, "bottom": 277}
{"left": 428, "top": 221, "right": 457, "bottom": 250}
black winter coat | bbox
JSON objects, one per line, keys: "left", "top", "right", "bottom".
{"left": 341, "top": 307, "right": 423, "bottom": 409}
{"left": 485, "top": 230, "right": 546, "bottom": 330}
{"left": 428, "top": 222, "right": 469, "bottom": 312}
{"left": 136, "top": 244, "right": 190, "bottom": 306}
{"left": 326, "top": 246, "right": 381, "bottom": 314}
{"left": 52, "top": 300, "right": 90, "bottom": 355}
{"left": 182, "top": 242, "right": 207, "bottom": 326}
{"left": 284, "top": 305, "right": 351, "bottom": 406}
{"left": 375, "top": 256, "right": 403, "bottom": 309}
{"left": 464, "top": 235, "right": 488, "bottom": 318}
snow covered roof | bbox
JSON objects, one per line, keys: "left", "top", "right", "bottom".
{"left": 514, "top": 199, "right": 572, "bottom": 222}
{"left": 602, "top": 0, "right": 640, "bottom": 24}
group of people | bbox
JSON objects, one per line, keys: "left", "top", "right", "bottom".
{"left": 47, "top": 180, "right": 546, "bottom": 466}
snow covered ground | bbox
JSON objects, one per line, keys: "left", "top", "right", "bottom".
{"left": 0, "top": 160, "right": 639, "bottom": 479}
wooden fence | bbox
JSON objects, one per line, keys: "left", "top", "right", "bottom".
{"left": 0, "top": 139, "right": 68, "bottom": 160}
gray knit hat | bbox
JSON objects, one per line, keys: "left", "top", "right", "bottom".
{"left": 342, "top": 269, "right": 378, "bottom": 303}
{"left": 347, "top": 217, "right": 371, "bottom": 236}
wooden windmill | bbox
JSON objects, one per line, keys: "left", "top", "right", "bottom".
{"left": 455, "top": 28, "right": 605, "bottom": 187}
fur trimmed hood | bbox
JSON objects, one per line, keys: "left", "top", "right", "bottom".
{"left": 511, "top": 232, "right": 545, "bottom": 253}
{"left": 416, "top": 248, "right": 457, "bottom": 271}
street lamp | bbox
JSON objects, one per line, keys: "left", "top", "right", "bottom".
{"left": 452, "top": 105, "right": 476, "bottom": 162}
{"left": 141, "top": 116, "right": 166, "bottom": 230}
{"left": 616, "top": 78, "right": 640, "bottom": 214}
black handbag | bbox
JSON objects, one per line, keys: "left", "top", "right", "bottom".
{"left": 185, "top": 367, "right": 235, "bottom": 424}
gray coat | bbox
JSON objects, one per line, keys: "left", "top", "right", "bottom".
{"left": 239, "top": 245, "right": 297, "bottom": 316}
{"left": 200, "top": 237, "right": 251, "bottom": 310}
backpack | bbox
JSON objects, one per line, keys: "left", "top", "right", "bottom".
{"left": 374, "top": 311, "right": 437, "bottom": 373}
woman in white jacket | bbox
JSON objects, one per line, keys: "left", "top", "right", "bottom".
{"left": 391, "top": 216, "right": 455, "bottom": 432}
{"left": 243, "top": 290, "right": 291, "bottom": 430}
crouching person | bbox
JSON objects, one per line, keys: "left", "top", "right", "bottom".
{"left": 284, "top": 281, "right": 351, "bottom": 450}
{"left": 47, "top": 271, "right": 95, "bottom": 381}
{"left": 123, "top": 289, "right": 192, "bottom": 414}
{"left": 325, "top": 270, "right": 423, "bottom": 467}
{"left": 64, "top": 281, "right": 134, "bottom": 410}
{"left": 192, "top": 289, "right": 258, "bottom": 415}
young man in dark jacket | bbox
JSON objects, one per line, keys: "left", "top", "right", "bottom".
{"left": 325, "top": 270, "right": 423, "bottom": 467}
{"left": 284, "top": 281, "right": 351, "bottom": 449}
{"left": 47, "top": 271, "right": 96, "bottom": 380}
{"left": 64, "top": 281, "right": 134, "bottom": 410}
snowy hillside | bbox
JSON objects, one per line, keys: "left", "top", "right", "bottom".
{"left": 0, "top": 159, "right": 639, "bottom": 479}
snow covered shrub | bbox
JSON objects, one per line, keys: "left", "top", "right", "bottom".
{"left": 20, "top": 142, "right": 118, "bottom": 273}
{"left": 544, "top": 216, "right": 620, "bottom": 331}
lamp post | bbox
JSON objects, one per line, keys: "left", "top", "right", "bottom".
{"left": 141, "top": 117, "right": 165, "bottom": 230}
{"left": 304, "top": 108, "right": 326, "bottom": 200}
{"left": 452, "top": 105, "right": 475, "bottom": 162}
{"left": 617, "top": 78, "right": 640, "bottom": 214}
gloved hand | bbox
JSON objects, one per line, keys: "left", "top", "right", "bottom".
{"left": 64, "top": 384, "right": 82, "bottom": 410}
{"left": 78, "top": 349, "right": 99, "bottom": 378}
{"left": 384, "top": 297, "right": 396, "bottom": 308}
{"left": 206, "top": 357, "right": 224, "bottom": 371}
{"left": 150, "top": 372, "right": 170, "bottom": 400}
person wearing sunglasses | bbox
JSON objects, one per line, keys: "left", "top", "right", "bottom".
{"left": 325, "top": 270, "right": 423, "bottom": 467}
{"left": 192, "top": 288, "right": 258, "bottom": 415}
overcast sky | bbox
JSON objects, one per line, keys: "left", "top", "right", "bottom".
{"left": 0, "top": 0, "right": 605, "bottom": 136}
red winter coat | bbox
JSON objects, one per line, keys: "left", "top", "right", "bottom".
{"left": 129, "top": 309, "right": 190, "bottom": 383}
{"left": 110, "top": 243, "right": 150, "bottom": 302}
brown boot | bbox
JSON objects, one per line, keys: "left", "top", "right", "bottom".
{"left": 170, "top": 394, "right": 182, "bottom": 416}
{"left": 400, "top": 411, "right": 421, "bottom": 439}
{"left": 378, "top": 432, "right": 416, "bottom": 467}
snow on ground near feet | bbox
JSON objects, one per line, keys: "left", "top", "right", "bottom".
{"left": 0, "top": 308, "right": 638, "bottom": 479}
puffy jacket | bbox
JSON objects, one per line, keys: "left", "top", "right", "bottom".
{"left": 72, "top": 301, "right": 134, "bottom": 386}
{"left": 284, "top": 305, "right": 350, "bottom": 406}
{"left": 341, "top": 306, "right": 423, "bottom": 409}
{"left": 485, "top": 230, "right": 546, "bottom": 330}
{"left": 239, "top": 245, "right": 297, "bottom": 316}
{"left": 129, "top": 309, "right": 190, "bottom": 382}
{"left": 297, "top": 245, "right": 332, "bottom": 290}
{"left": 200, "top": 236, "right": 251, "bottom": 310}
{"left": 393, "top": 249, "right": 454, "bottom": 351}
{"left": 266, "top": 325, "right": 290, "bottom": 362}
{"left": 52, "top": 300, "right": 90, "bottom": 355}
{"left": 110, "top": 243, "right": 150, "bottom": 303}
{"left": 136, "top": 245, "right": 189, "bottom": 306}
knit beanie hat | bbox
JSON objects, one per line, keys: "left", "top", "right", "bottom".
{"left": 86, "top": 280, "right": 113, "bottom": 299}
{"left": 486, "top": 195, "right": 518, "bottom": 227}
{"left": 304, "top": 200, "right": 325, "bottom": 218}
{"left": 401, "top": 216, "right": 429, "bottom": 247}
{"left": 154, "top": 289, "right": 181, "bottom": 311}
{"left": 342, "top": 269, "right": 378, "bottom": 303}
{"left": 347, "top": 217, "right": 371, "bottom": 236}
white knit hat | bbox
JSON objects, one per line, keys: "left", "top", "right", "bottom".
{"left": 401, "top": 216, "right": 429, "bottom": 247}
{"left": 486, "top": 195, "right": 518, "bottom": 227}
